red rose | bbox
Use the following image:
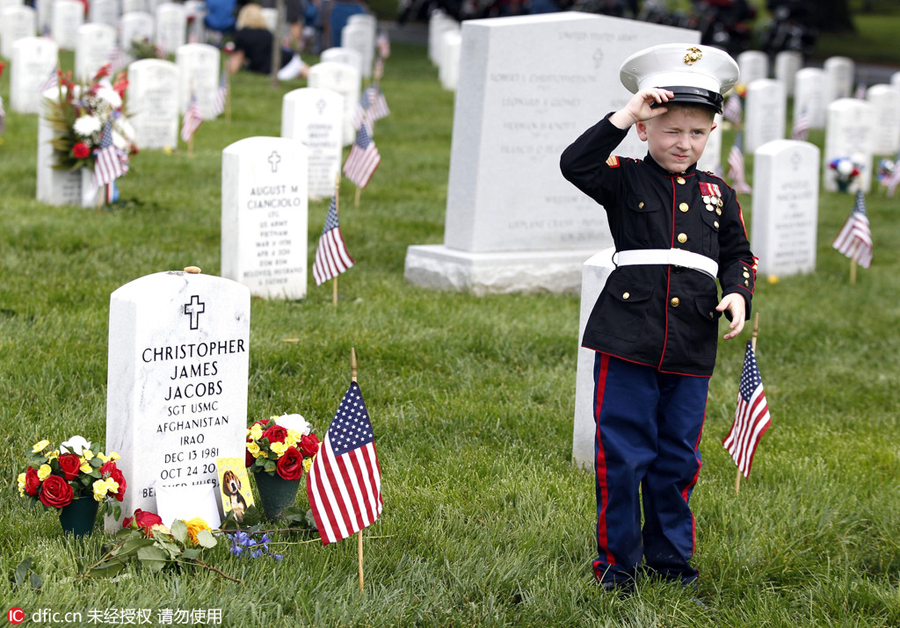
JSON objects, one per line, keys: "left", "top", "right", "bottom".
{"left": 39, "top": 475, "right": 73, "bottom": 508}
{"left": 72, "top": 142, "right": 90, "bottom": 159}
{"left": 24, "top": 467, "right": 41, "bottom": 496}
{"left": 58, "top": 453, "right": 82, "bottom": 480}
{"left": 123, "top": 508, "right": 163, "bottom": 532}
{"left": 262, "top": 425, "right": 288, "bottom": 444}
{"left": 101, "top": 461, "right": 127, "bottom": 501}
{"left": 245, "top": 443, "right": 254, "bottom": 468}
{"left": 299, "top": 433, "right": 320, "bottom": 458}
{"left": 275, "top": 446, "right": 303, "bottom": 481}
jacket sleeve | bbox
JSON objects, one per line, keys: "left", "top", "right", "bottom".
{"left": 716, "top": 185, "right": 756, "bottom": 319}
{"left": 559, "top": 115, "right": 630, "bottom": 207}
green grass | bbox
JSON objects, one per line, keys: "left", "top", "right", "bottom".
{"left": 2, "top": 44, "right": 900, "bottom": 627}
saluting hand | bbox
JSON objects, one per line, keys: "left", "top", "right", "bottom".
{"left": 609, "top": 88, "right": 675, "bottom": 130}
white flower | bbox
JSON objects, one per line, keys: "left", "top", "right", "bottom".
{"left": 73, "top": 115, "right": 102, "bottom": 138}
{"left": 60, "top": 435, "right": 92, "bottom": 455}
{"left": 95, "top": 86, "right": 122, "bottom": 109}
{"left": 112, "top": 130, "right": 129, "bottom": 151}
{"left": 113, "top": 117, "right": 135, "bottom": 142}
{"left": 276, "top": 413, "right": 311, "bottom": 436}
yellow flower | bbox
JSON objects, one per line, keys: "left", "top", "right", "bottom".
{"left": 302, "top": 458, "right": 313, "bottom": 472}
{"left": 149, "top": 523, "right": 171, "bottom": 538}
{"left": 32, "top": 439, "right": 50, "bottom": 453}
{"left": 285, "top": 430, "right": 299, "bottom": 448}
{"left": 109, "top": 452, "right": 121, "bottom": 461}
{"left": 47, "top": 450, "right": 60, "bottom": 461}
{"left": 83, "top": 449, "right": 94, "bottom": 461}
{"left": 184, "top": 517, "right": 210, "bottom": 545}
{"left": 105, "top": 478, "right": 119, "bottom": 494}
{"left": 270, "top": 441, "right": 287, "bottom": 456}
{"left": 248, "top": 424, "right": 263, "bottom": 441}
{"left": 37, "top": 464, "right": 52, "bottom": 481}
{"left": 92, "top": 479, "right": 109, "bottom": 501}
{"left": 80, "top": 461, "right": 93, "bottom": 473}
{"left": 17, "top": 473, "right": 26, "bottom": 497}
{"left": 247, "top": 441, "right": 261, "bottom": 458}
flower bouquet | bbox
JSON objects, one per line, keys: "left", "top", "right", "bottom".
{"left": 17, "top": 436, "right": 127, "bottom": 534}
{"left": 829, "top": 156, "right": 863, "bottom": 193}
{"left": 43, "top": 64, "right": 137, "bottom": 182}
{"left": 246, "top": 414, "right": 320, "bottom": 519}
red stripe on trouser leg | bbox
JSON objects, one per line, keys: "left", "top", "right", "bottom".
{"left": 593, "top": 352, "right": 616, "bottom": 568}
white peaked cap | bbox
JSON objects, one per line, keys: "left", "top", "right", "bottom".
{"left": 619, "top": 44, "right": 740, "bottom": 111}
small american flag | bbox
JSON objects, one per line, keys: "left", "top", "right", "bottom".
{"left": 212, "top": 72, "right": 228, "bottom": 117}
{"left": 343, "top": 125, "right": 380, "bottom": 189}
{"left": 854, "top": 82, "right": 867, "bottom": 100}
{"left": 312, "top": 196, "right": 354, "bottom": 286}
{"left": 109, "top": 44, "right": 128, "bottom": 74}
{"left": 727, "top": 131, "right": 752, "bottom": 194}
{"left": 0, "top": 95, "right": 5, "bottom": 135}
{"left": 306, "top": 381, "right": 383, "bottom": 546}
{"left": 369, "top": 84, "right": 389, "bottom": 121}
{"left": 722, "top": 340, "right": 771, "bottom": 479}
{"left": 791, "top": 107, "right": 809, "bottom": 141}
{"left": 886, "top": 156, "right": 900, "bottom": 198}
{"left": 376, "top": 31, "right": 390, "bottom": 60}
{"left": 722, "top": 92, "right": 742, "bottom": 125}
{"left": 181, "top": 93, "right": 202, "bottom": 143}
{"left": 93, "top": 121, "right": 125, "bottom": 186}
{"left": 37, "top": 66, "right": 59, "bottom": 94}
{"left": 351, "top": 89, "right": 374, "bottom": 135}
{"left": 832, "top": 190, "right": 873, "bottom": 268}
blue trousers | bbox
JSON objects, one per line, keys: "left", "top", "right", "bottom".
{"left": 591, "top": 352, "right": 709, "bottom": 585}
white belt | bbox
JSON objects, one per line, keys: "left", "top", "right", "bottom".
{"left": 615, "top": 249, "right": 718, "bottom": 279}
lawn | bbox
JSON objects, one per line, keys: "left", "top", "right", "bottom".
{"left": 1, "top": 41, "right": 899, "bottom": 627}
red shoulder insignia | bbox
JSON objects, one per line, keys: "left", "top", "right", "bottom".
{"left": 606, "top": 156, "right": 620, "bottom": 168}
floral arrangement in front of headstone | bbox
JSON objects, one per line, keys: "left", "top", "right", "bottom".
{"left": 16, "top": 435, "right": 126, "bottom": 521}
{"left": 246, "top": 414, "right": 321, "bottom": 480}
{"left": 43, "top": 64, "right": 137, "bottom": 180}
{"left": 829, "top": 155, "right": 864, "bottom": 193}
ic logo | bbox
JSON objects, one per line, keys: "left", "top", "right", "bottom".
{"left": 7, "top": 608, "right": 25, "bottom": 624}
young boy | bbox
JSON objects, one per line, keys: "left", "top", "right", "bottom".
{"left": 559, "top": 44, "right": 756, "bottom": 590}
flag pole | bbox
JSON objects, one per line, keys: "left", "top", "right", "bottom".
{"left": 736, "top": 312, "right": 761, "bottom": 495}
{"left": 225, "top": 63, "right": 232, "bottom": 122}
{"left": 333, "top": 173, "right": 341, "bottom": 307}
{"left": 355, "top": 185, "right": 360, "bottom": 207}
{"left": 350, "top": 347, "right": 364, "bottom": 595}
{"left": 850, "top": 241, "right": 859, "bottom": 285}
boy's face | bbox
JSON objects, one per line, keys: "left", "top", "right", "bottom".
{"left": 635, "top": 107, "right": 716, "bottom": 174}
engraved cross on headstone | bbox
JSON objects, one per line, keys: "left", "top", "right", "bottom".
{"left": 268, "top": 151, "right": 281, "bottom": 173}
{"left": 184, "top": 295, "right": 206, "bottom": 330}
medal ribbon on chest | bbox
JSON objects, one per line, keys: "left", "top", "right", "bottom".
{"left": 698, "top": 182, "right": 724, "bottom": 214}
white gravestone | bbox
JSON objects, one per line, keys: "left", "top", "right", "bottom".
{"left": 37, "top": 87, "right": 97, "bottom": 207}
{"left": 10, "top": 37, "right": 58, "bottom": 114}
{"left": 824, "top": 56, "right": 854, "bottom": 103}
{"left": 281, "top": 88, "right": 343, "bottom": 199}
{"left": 1, "top": 5, "right": 36, "bottom": 60}
{"left": 127, "top": 58, "right": 181, "bottom": 149}
{"left": 752, "top": 140, "right": 820, "bottom": 278}
{"left": 51, "top": 0, "right": 84, "bottom": 50}
{"left": 155, "top": 2, "right": 186, "bottom": 56}
{"left": 745, "top": 78, "right": 786, "bottom": 153}
{"left": 866, "top": 84, "right": 900, "bottom": 155}
{"left": 183, "top": 0, "right": 206, "bottom": 43}
{"left": 342, "top": 21, "right": 374, "bottom": 79}
{"left": 439, "top": 30, "right": 462, "bottom": 92}
{"left": 405, "top": 13, "right": 699, "bottom": 295}
{"left": 428, "top": 11, "right": 458, "bottom": 66}
{"left": 122, "top": 0, "right": 146, "bottom": 14}
{"left": 261, "top": 7, "right": 277, "bottom": 32}
{"left": 89, "top": 0, "right": 118, "bottom": 28}
{"left": 307, "top": 61, "right": 361, "bottom": 146}
{"left": 75, "top": 23, "right": 116, "bottom": 82}
{"left": 572, "top": 248, "right": 615, "bottom": 469}
{"left": 36, "top": 0, "right": 52, "bottom": 38}
{"left": 773, "top": 50, "right": 802, "bottom": 96}
{"left": 793, "top": 67, "right": 826, "bottom": 129}
{"left": 120, "top": 11, "right": 155, "bottom": 57}
{"left": 737, "top": 50, "right": 768, "bottom": 85}
{"left": 221, "top": 137, "right": 309, "bottom": 300}
{"left": 320, "top": 47, "right": 363, "bottom": 78}
{"left": 106, "top": 270, "right": 250, "bottom": 526}
{"left": 696, "top": 113, "right": 723, "bottom": 175}
{"left": 176, "top": 43, "right": 221, "bottom": 119}
{"left": 892, "top": 72, "right": 900, "bottom": 93}
{"left": 0, "top": 0, "right": 23, "bottom": 14}
{"left": 824, "top": 98, "right": 876, "bottom": 193}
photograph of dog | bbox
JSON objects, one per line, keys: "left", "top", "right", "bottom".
{"left": 222, "top": 468, "right": 249, "bottom": 522}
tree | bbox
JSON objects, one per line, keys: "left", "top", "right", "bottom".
{"left": 813, "top": 0, "right": 855, "bottom": 33}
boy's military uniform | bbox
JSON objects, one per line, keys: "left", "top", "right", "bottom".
{"left": 560, "top": 43, "right": 756, "bottom": 587}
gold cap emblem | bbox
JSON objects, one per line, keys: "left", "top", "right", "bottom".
{"left": 684, "top": 46, "right": 702, "bottom": 66}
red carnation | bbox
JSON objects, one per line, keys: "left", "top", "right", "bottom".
{"left": 58, "top": 453, "right": 82, "bottom": 480}
{"left": 73, "top": 142, "right": 90, "bottom": 159}
{"left": 262, "top": 424, "right": 288, "bottom": 444}
{"left": 24, "top": 466, "right": 41, "bottom": 496}
{"left": 275, "top": 446, "right": 303, "bottom": 481}
{"left": 299, "top": 433, "right": 320, "bottom": 458}
{"left": 101, "top": 461, "right": 127, "bottom": 501}
{"left": 39, "top": 475, "right": 73, "bottom": 508}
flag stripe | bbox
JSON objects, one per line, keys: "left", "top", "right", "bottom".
{"left": 722, "top": 340, "right": 771, "bottom": 478}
